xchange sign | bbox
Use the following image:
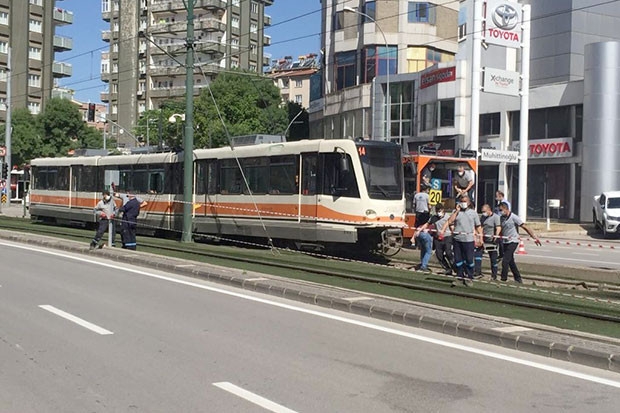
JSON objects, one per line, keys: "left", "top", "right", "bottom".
{"left": 492, "top": 4, "right": 519, "bottom": 30}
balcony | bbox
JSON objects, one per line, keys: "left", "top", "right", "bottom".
{"left": 150, "top": 85, "right": 203, "bottom": 99}
{"left": 264, "top": 14, "right": 272, "bottom": 27}
{"left": 151, "top": 0, "right": 226, "bottom": 14}
{"left": 100, "top": 91, "right": 109, "bottom": 103}
{"left": 53, "top": 62, "right": 72, "bottom": 78}
{"left": 53, "top": 35, "right": 73, "bottom": 52}
{"left": 102, "top": 30, "right": 111, "bottom": 42}
{"left": 264, "top": 35, "right": 271, "bottom": 46}
{"left": 150, "top": 63, "right": 220, "bottom": 78}
{"left": 196, "top": 41, "right": 226, "bottom": 57}
{"left": 101, "top": 72, "right": 111, "bottom": 82}
{"left": 53, "top": 8, "right": 74, "bottom": 25}
{"left": 149, "top": 17, "right": 225, "bottom": 35}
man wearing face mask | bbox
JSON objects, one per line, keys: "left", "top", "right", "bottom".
{"left": 421, "top": 162, "right": 436, "bottom": 187}
{"left": 498, "top": 202, "right": 542, "bottom": 283}
{"left": 439, "top": 195, "right": 483, "bottom": 286}
{"left": 474, "top": 204, "right": 502, "bottom": 279}
{"left": 90, "top": 190, "right": 117, "bottom": 250}
{"left": 454, "top": 164, "right": 475, "bottom": 200}
{"left": 417, "top": 203, "right": 455, "bottom": 275}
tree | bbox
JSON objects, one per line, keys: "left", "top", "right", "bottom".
{"left": 7, "top": 108, "right": 44, "bottom": 166}
{"left": 286, "top": 102, "right": 309, "bottom": 141}
{"left": 193, "top": 71, "right": 287, "bottom": 148}
{"left": 77, "top": 126, "right": 103, "bottom": 149}
{"left": 134, "top": 100, "right": 186, "bottom": 149}
{"left": 38, "top": 97, "right": 84, "bottom": 156}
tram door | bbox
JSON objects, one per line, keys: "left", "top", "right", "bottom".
{"left": 300, "top": 153, "right": 318, "bottom": 240}
{"left": 70, "top": 165, "right": 80, "bottom": 209}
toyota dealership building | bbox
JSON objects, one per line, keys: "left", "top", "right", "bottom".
{"left": 310, "top": 0, "right": 620, "bottom": 222}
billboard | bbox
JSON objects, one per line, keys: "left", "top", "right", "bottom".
{"left": 483, "top": 67, "right": 520, "bottom": 96}
{"left": 484, "top": 0, "right": 523, "bottom": 48}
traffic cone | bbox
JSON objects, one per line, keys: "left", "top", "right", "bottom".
{"left": 517, "top": 240, "right": 527, "bottom": 255}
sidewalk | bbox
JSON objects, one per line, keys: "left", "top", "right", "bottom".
{"left": 0, "top": 203, "right": 29, "bottom": 219}
{"left": 0, "top": 228, "right": 618, "bottom": 373}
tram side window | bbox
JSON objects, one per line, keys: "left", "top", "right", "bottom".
{"left": 220, "top": 159, "right": 242, "bottom": 194}
{"left": 195, "top": 160, "right": 217, "bottom": 195}
{"left": 321, "top": 153, "right": 359, "bottom": 198}
{"left": 76, "top": 166, "right": 97, "bottom": 192}
{"left": 269, "top": 156, "right": 297, "bottom": 195}
{"left": 165, "top": 162, "right": 183, "bottom": 194}
{"left": 241, "top": 157, "right": 269, "bottom": 195}
{"left": 301, "top": 154, "right": 318, "bottom": 196}
{"left": 149, "top": 170, "right": 164, "bottom": 193}
{"left": 118, "top": 169, "right": 132, "bottom": 192}
{"left": 57, "top": 167, "right": 69, "bottom": 190}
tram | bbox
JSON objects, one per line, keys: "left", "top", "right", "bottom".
{"left": 29, "top": 139, "right": 407, "bottom": 254}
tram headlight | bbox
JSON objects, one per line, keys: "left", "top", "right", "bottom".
{"left": 365, "top": 209, "right": 377, "bottom": 219}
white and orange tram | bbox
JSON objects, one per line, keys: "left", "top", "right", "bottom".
{"left": 29, "top": 139, "right": 406, "bottom": 253}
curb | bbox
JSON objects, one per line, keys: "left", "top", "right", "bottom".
{"left": 1, "top": 230, "right": 619, "bottom": 374}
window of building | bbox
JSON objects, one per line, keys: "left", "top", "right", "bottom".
{"left": 281, "top": 78, "right": 289, "bottom": 88}
{"left": 406, "top": 47, "right": 453, "bottom": 73}
{"left": 364, "top": 45, "right": 397, "bottom": 82}
{"left": 0, "top": 12, "right": 8, "bottom": 26}
{"left": 231, "top": 58, "right": 239, "bottom": 68}
{"left": 480, "top": 112, "right": 500, "bottom": 135}
{"left": 0, "top": 69, "right": 6, "bottom": 82}
{"left": 420, "top": 103, "right": 437, "bottom": 132}
{"left": 250, "top": 22, "right": 258, "bottom": 33}
{"left": 408, "top": 2, "right": 436, "bottom": 24}
{"left": 112, "top": 104, "right": 118, "bottom": 114}
{"left": 30, "top": 0, "right": 43, "bottom": 5}
{"left": 28, "top": 101, "right": 41, "bottom": 115}
{"left": 231, "top": 37, "right": 239, "bottom": 48}
{"left": 388, "top": 82, "right": 414, "bottom": 138}
{"left": 231, "top": 16, "right": 240, "bottom": 28}
{"left": 28, "top": 74, "right": 41, "bottom": 88}
{"left": 334, "top": 11, "right": 345, "bottom": 30}
{"left": 101, "top": 0, "right": 110, "bottom": 12}
{"left": 362, "top": 1, "right": 376, "bottom": 23}
{"left": 250, "top": 42, "right": 257, "bottom": 54}
{"left": 0, "top": 97, "right": 6, "bottom": 111}
{"left": 334, "top": 51, "right": 357, "bottom": 90}
{"left": 28, "top": 46, "right": 42, "bottom": 60}
{"left": 231, "top": 0, "right": 240, "bottom": 6}
{"left": 295, "top": 95, "right": 303, "bottom": 104}
{"left": 439, "top": 99, "right": 455, "bottom": 127}
{"left": 251, "top": 1, "right": 259, "bottom": 13}
{"left": 249, "top": 64, "right": 257, "bottom": 72}
{"left": 295, "top": 79, "right": 303, "bottom": 88}
{"left": 0, "top": 41, "right": 7, "bottom": 54}
{"left": 29, "top": 19, "right": 42, "bottom": 33}
{"left": 138, "top": 103, "right": 146, "bottom": 113}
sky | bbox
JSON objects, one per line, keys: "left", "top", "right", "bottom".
{"left": 56, "top": 0, "right": 322, "bottom": 104}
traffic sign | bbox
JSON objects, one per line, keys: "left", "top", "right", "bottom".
{"left": 429, "top": 189, "right": 442, "bottom": 206}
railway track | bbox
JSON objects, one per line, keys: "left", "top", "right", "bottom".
{"left": 1, "top": 217, "right": 620, "bottom": 327}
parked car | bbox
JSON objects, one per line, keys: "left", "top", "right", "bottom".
{"left": 593, "top": 191, "right": 620, "bottom": 238}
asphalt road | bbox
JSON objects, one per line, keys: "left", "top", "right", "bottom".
{"left": 517, "top": 238, "right": 620, "bottom": 271}
{"left": 1, "top": 240, "right": 620, "bottom": 412}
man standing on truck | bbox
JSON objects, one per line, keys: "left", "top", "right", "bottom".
{"left": 454, "top": 164, "right": 475, "bottom": 201}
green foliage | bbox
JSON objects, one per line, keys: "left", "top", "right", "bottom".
{"left": 286, "top": 102, "right": 309, "bottom": 141}
{"left": 38, "top": 97, "right": 84, "bottom": 157}
{"left": 134, "top": 100, "right": 185, "bottom": 149}
{"left": 7, "top": 108, "right": 43, "bottom": 166}
{"left": 193, "top": 71, "right": 287, "bottom": 148}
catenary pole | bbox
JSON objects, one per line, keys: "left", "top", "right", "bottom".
{"left": 518, "top": 5, "right": 531, "bottom": 221}
{"left": 4, "top": 47, "right": 11, "bottom": 206}
{"left": 182, "top": 0, "right": 196, "bottom": 243}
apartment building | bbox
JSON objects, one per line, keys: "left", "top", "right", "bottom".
{"left": 309, "top": 0, "right": 458, "bottom": 140}
{"left": 0, "top": 0, "right": 73, "bottom": 121}
{"left": 101, "top": 0, "right": 273, "bottom": 147}
{"left": 267, "top": 54, "right": 320, "bottom": 109}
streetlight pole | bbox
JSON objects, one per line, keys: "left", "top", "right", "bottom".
{"left": 182, "top": 0, "right": 197, "bottom": 243}
{"left": 343, "top": 6, "right": 391, "bottom": 143}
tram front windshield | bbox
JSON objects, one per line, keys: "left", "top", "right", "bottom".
{"left": 358, "top": 144, "right": 403, "bottom": 200}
